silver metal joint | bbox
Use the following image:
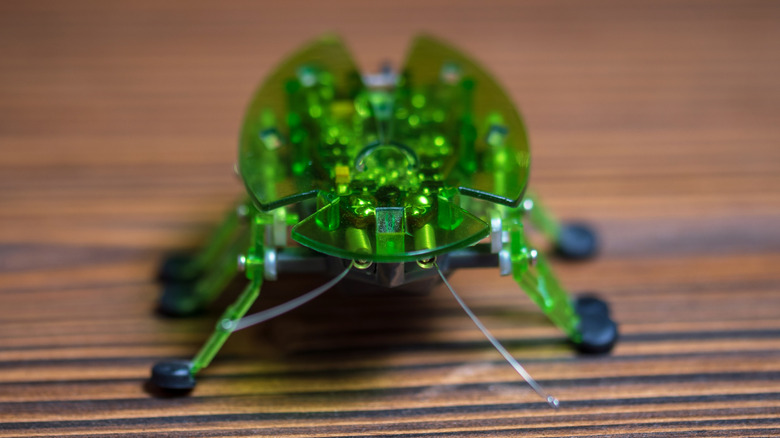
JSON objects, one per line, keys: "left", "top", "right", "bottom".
{"left": 264, "top": 248, "right": 278, "bottom": 281}
{"left": 353, "top": 259, "right": 373, "bottom": 270}
{"left": 237, "top": 254, "right": 247, "bottom": 272}
{"left": 499, "top": 249, "right": 512, "bottom": 276}
{"left": 416, "top": 257, "right": 437, "bottom": 269}
{"left": 490, "top": 211, "right": 503, "bottom": 254}
{"left": 528, "top": 248, "right": 539, "bottom": 267}
{"left": 522, "top": 198, "right": 534, "bottom": 212}
{"left": 220, "top": 318, "right": 237, "bottom": 331}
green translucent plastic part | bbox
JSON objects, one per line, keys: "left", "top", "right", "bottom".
{"left": 158, "top": 35, "right": 595, "bottom": 385}
{"left": 402, "top": 36, "right": 531, "bottom": 205}
{"left": 507, "top": 220, "right": 580, "bottom": 341}
{"left": 238, "top": 35, "right": 532, "bottom": 262}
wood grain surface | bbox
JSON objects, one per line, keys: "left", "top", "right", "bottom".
{"left": 1, "top": 1, "right": 779, "bottom": 436}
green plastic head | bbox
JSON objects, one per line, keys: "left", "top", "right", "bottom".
{"left": 238, "top": 35, "right": 530, "bottom": 263}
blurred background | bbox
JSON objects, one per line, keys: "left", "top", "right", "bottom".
{"left": 1, "top": 1, "right": 779, "bottom": 436}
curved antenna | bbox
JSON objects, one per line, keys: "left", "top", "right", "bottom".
{"left": 233, "top": 261, "right": 354, "bottom": 331}
{"left": 434, "top": 262, "right": 560, "bottom": 409}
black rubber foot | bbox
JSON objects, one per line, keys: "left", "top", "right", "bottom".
{"left": 573, "top": 295, "right": 618, "bottom": 354}
{"left": 157, "top": 282, "right": 203, "bottom": 317}
{"left": 150, "top": 360, "right": 196, "bottom": 391}
{"left": 555, "top": 223, "right": 599, "bottom": 260}
{"left": 158, "top": 253, "right": 199, "bottom": 283}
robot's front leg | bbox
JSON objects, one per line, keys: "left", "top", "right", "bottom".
{"left": 151, "top": 206, "right": 324, "bottom": 392}
{"left": 151, "top": 208, "right": 271, "bottom": 392}
{"left": 523, "top": 192, "right": 599, "bottom": 260}
{"left": 151, "top": 277, "right": 263, "bottom": 390}
{"left": 504, "top": 222, "right": 618, "bottom": 353}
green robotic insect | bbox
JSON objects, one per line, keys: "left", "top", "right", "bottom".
{"left": 151, "top": 35, "right": 618, "bottom": 407}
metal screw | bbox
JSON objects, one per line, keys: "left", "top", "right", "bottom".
{"left": 354, "top": 259, "right": 373, "bottom": 270}
{"left": 528, "top": 249, "right": 539, "bottom": 267}
{"left": 220, "top": 318, "right": 236, "bottom": 331}
{"left": 416, "top": 257, "right": 436, "bottom": 269}
{"left": 264, "top": 249, "right": 278, "bottom": 281}
{"left": 499, "top": 249, "right": 512, "bottom": 276}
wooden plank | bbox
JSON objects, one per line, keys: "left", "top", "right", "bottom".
{"left": 1, "top": 0, "right": 779, "bottom": 436}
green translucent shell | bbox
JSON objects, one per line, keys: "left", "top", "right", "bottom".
{"left": 238, "top": 34, "right": 531, "bottom": 262}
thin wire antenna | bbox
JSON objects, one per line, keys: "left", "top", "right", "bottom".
{"left": 434, "top": 263, "right": 560, "bottom": 409}
{"left": 233, "top": 261, "right": 354, "bottom": 332}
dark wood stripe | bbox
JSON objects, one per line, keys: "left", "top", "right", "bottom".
{"left": 2, "top": 415, "right": 779, "bottom": 437}
{"left": 2, "top": 401, "right": 779, "bottom": 430}
{"left": 2, "top": 391, "right": 778, "bottom": 418}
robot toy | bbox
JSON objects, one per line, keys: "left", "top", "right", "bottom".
{"left": 151, "top": 35, "right": 618, "bottom": 407}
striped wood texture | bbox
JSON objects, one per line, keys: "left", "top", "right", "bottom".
{"left": 1, "top": 1, "right": 779, "bottom": 436}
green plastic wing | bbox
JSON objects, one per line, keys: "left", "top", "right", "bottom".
{"left": 240, "top": 34, "right": 530, "bottom": 261}
{"left": 238, "top": 34, "right": 363, "bottom": 211}
{"left": 402, "top": 35, "right": 531, "bottom": 207}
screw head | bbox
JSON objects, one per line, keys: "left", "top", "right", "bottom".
{"left": 353, "top": 259, "right": 373, "bottom": 270}
{"left": 416, "top": 257, "right": 436, "bottom": 269}
{"left": 528, "top": 249, "right": 539, "bottom": 267}
{"left": 220, "top": 318, "right": 236, "bottom": 331}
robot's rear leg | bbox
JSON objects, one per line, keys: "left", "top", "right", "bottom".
{"left": 523, "top": 192, "right": 599, "bottom": 260}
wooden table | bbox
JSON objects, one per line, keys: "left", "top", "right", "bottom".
{"left": 1, "top": 1, "right": 779, "bottom": 436}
